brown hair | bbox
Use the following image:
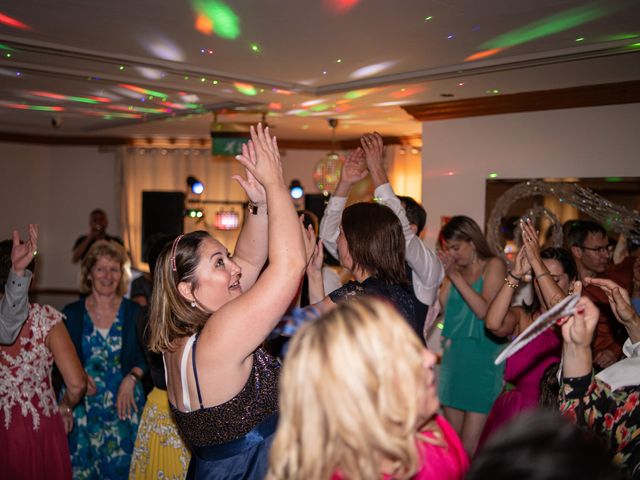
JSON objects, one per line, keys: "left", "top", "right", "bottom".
{"left": 148, "top": 231, "right": 211, "bottom": 353}
{"left": 439, "top": 215, "right": 495, "bottom": 259}
{"left": 79, "top": 240, "right": 131, "bottom": 296}
{"left": 341, "top": 202, "right": 407, "bottom": 286}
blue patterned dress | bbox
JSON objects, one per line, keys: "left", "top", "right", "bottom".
{"left": 68, "top": 305, "right": 146, "bottom": 479}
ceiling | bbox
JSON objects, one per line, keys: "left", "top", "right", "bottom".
{"left": 0, "top": 0, "right": 639, "bottom": 141}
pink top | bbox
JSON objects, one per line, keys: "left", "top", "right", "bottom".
{"left": 332, "top": 415, "right": 468, "bottom": 479}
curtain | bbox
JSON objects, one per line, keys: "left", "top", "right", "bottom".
{"left": 386, "top": 145, "right": 422, "bottom": 201}
{"left": 117, "top": 146, "right": 247, "bottom": 270}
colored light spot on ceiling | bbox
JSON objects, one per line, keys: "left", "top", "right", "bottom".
{"left": 605, "top": 33, "right": 639, "bottom": 41}
{"left": 301, "top": 98, "right": 327, "bottom": 107}
{"left": 144, "top": 35, "right": 185, "bottom": 62}
{"left": 286, "top": 109, "right": 310, "bottom": 117}
{"left": 250, "top": 43, "right": 261, "bottom": 53}
{"left": 5, "top": 53, "right": 11, "bottom": 58}
{"left": 195, "top": 13, "right": 213, "bottom": 35}
{"left": 0, "top": 12, "right": 31, "bottom": 30}
{"left": 605, "top": 177, "right": 623, "bottom": 182}
{"left": 575, "top": 37, "right": 585, "bottom": 42}
{"left": 135, "top": 67, "right": 165, "bottom": 80}
{"left": 234, "top": 82, "right": 257, "bottom": 96}
{"left": 488, "top": 172, "right": 498, "bottom": 178}
{"left": 349, "top": 61, "right": 396, "bottom": 79}
{"left": 310, "top": 103, "right": 330, "bottom": 112}
{"left": 323, "top": 0, "right": 359, "bottom": 14}
{"left": 390, "top": 86, "right": 423, "bottom": 98}
{"left": 272, "top": 88, "right": 293, "bottom": 95}
{"left": 424, "top": 16, "right": 433, "bottom": 22}
{"left": 628, "top": 42, "right": 640, "bottom": 49}
{"left": 344, "top": 88, "right": 376, "bottom": 100}
{"left": 486, "top": 89, "right": 500, "bottom": 94}
{"left": 0, "top": 103, "right": 64, "bottom": 112}
{"left": 109, "top": 105, "right": 170, "bottom": 114}
{"left": 269, "top": 102, "right": 282, "bottom": 110}
{"left": 301, "top": 125, "right": 310, "bottom": 130}
{"left": 192, "top": 0, "right": 240, "bottom": 39}
{"left": 0, "top": 44, "right": 14, "bottom": 51}
{"left": 119, "top": 84, "right": 168, "bottom": 100}
{"left": 465, "top": 48, "right": 504, "bottom": 62}
{"left": 480, "top": 3, "right": 612, "bottom": 50}
{"left": 336, "top": 58, "right": 342, "bottom": 63}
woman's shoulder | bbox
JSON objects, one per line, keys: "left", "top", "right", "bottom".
{"left": 62, "top": 298, "right": 86, "bottom": 318}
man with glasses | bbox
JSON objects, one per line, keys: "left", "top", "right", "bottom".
{"left": 566, "top": 220, "right": 629, "bottom": 369}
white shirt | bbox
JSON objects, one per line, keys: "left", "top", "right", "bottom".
{"left": 318, "top": 183, "right": 444, "bottom": 306}
{"left": 596, "top": 338, "right": 640, "bottom": 391}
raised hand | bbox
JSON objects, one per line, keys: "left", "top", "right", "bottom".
{"left": 360, "top": 132, "right": 384, "bottom": 168}
{"left": 339, "top": 148, "right": 368, "bottom": 186}
{"left": 299, "top": 215, "right": 317, "bottom": 267}
{"left": 560, "top": 295, "right": 599, "bottom": 348}
{"left": 232, "top": 144, "right": 267, "bottom": 205}
{"left": 234, "top": 123, "right": 283, "bottom": 188}
{"left": 11, "top": 224, "right": 38, "bottom": 277}
{"left": 520, "top": 218, "right": 542, "bottom": 265}
{"left": 586, "top": 277, "right": 638, "bottom": 332}
{"left": 511, "top": 246, "right": 531, "bottom": 280}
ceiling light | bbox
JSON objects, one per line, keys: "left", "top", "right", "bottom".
{"left": 187, "top": 176, "right": 205, "bottom": 194}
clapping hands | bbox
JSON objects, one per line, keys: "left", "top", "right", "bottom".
{"left": 235, "top": 123, "right": 283, "bottom": 192}
{"left": 11, "top": 224, "right": 38, "bottom": 277}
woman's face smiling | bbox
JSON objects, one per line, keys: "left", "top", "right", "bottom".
{"left": 90, "top": 255, "right": 121, "bottom": 296}
{"left": 188, "top": 237, "right": 243, "bottom": 312}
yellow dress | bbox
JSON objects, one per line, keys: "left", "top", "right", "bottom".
{"left": 129, "top": 387, "right": 190, "bottom": 480}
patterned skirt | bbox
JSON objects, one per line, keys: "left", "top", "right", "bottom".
{"left": 130, "top": 387, "right": 190, "bottom": 480}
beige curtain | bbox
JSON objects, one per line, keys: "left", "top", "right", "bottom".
{"left": 117, "top": 146, "right": 248, "bottom": 270}
{"left": 386, "top": 145, "right": 422, "bottom": 201}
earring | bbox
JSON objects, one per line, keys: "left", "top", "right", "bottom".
{"left": 190, "top": 301, "right": 197, "bottom": 308}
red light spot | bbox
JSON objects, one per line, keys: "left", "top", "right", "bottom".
{"left": 269, "top": 102, "right": 282, "bottom": 110}
{"left": 195, "top": 13, "right": 213, "bottom": 35}
{"left": 465, "top": 48, "right": 504, "bottom": 62}
{"left": 0, "top": 12, "right": 31, "bottom": 30}
{"left": 323, "top": 0, "right": 359, "bottom": 14}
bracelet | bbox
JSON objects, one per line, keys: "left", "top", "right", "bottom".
{"left": 247, "top": 200, "right": 267, "bottom": 215}
{"left": 129, "top": 371, "right": 141, "bottom": 382}
{"left": 504, "top": 277, "right": 519, "bottom": 289}
{"left": 536, "top": 272, "right": 552, "bottom": 280}
{"left": 508, "top": 271, "right": 523, "bottom": 282}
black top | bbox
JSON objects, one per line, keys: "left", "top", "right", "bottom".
{"left": 329, "top": 277, "right": 418, "bottom": 335}
{"left": 72, "top": 233, "right": 123, "bottom": 260}
{"left": 134, "top": 306, "right": 165, "bottom": 391}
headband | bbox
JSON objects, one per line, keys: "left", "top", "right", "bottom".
{"left": 170, "top": 234, "right": 184, "bottom": 272}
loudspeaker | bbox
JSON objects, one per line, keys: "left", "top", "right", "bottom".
{"left": 304, "top": 193, "right": 330, "bottom": 223}
{"left": 142, "top": 191, "right": 185, "bottom": 261}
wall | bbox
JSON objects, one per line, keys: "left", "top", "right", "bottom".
{"left": 0, "top": 143, "right": 119, "bottom": 296}
{"left": 421, "top": 103, "right": 640, "bottom": 248}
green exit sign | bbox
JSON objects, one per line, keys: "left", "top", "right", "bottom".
{"left": 212, "top": 137, "right": 248, "bottom": 156}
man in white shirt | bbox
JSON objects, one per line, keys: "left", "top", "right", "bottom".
{"left": 319, "top": 133, "right": 444, "bottom": 340}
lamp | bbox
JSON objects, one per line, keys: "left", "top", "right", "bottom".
{"left": 214, "top": 210, "right": 240, "bottom": 230}
{"left": 187, "top": 176, "right": 204, "bottom": 195}
{"left": 289, "top": 179, "right": 304, "bottom": 200}
{"left": 312, "top": 118, "right": 343, "bottom": 195}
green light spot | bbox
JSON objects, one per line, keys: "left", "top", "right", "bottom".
{"left": 0, "top": 44, "right": 14, "bottom": 51}
{"left": 68, "top": 96, "right": 99, "bottom": 104}
{"left": 437, "top": 322, "right": 444, "bottom": 330}
{"left": 605, "top": 177, "right": 623, "bottom": 182}
{"left": 575, "top": 37, "right": 584, "bottom": 42}
{"left": 5, "top": 53, "right": 11, "bottom": 58}
{"left": 212, "top": 80, "right": 218, "bottom": 84}
{"left": 488, "top": 172, "right": 498, "bottom": 178}
{"left": 605, "top": 33, "right": 639, "bottom": 41}
{"left": 310, "top": 104, "right": 329, "bottom": 112}
{"left": 344, "top": 89, "right": 371, "bottom": 99}
{"left": 119, "top": 65, "right": 125, "bottom": 70}
{"left": 184, "top": 76, "right": 189, "bottom": 80}
{"left": 30, "top": 105, "right": 61, "bottom": 111}
{"left": 192, "top": 0, "right": 240, "bottom": 39}
{"left": 234, "top": 83, "right": 258, "bottom": 96}
{"left": 480, "top": 4, "right": 611, "bottom": 50}
{"left": 628, "top": 42, "right": 640, "bottom": 48}
{"left": 336, "top": 58, "right": 342, "bottom": 63}
{"left": 424, "top": 16, "right": 433, "bottom": 21}
{"left": 250, "top": 43, "right": 260, "bottom": 53}
{"left": 486, "top": 89, "right": 500, "bottom": 94}
{"left": 201, "top": 77, "right": 206, "bottom": 82}
{"left": 104, "top": 115, "right": 113, "bottom": 120}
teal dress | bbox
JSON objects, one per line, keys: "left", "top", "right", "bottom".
{"left": 438, "top": 277, "right": 506, "bottom": 414}
{"left": 67, "top": 305, "right": 146, "bottom": 479}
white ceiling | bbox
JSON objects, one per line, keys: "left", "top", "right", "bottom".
{"left": 0, "top": 0, "right": 639, "bottom": 140}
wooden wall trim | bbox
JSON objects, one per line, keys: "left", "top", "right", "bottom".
{"left": 0, "top": 131, "right": 414, "bottom": 149}
{"left": 402, "top": 80, "right": 640, "bottom": 122}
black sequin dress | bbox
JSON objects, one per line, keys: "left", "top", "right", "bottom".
{"left": 170, "top": 335, "right": 280, "bottom": 479}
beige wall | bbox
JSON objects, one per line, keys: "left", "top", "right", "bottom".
{"left": 421, "top": 103, "right": 640, "bottom": 249}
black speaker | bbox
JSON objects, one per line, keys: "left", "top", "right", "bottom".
{"left": 142, "top": 191, "right": 185, "bottom": 261}
{"left": 304, "top": 193, "right": 330, "bottom": 223}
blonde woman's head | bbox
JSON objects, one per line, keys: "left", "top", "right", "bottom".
{"left": 268, "top": 297, "right": 438, "bottom": 480}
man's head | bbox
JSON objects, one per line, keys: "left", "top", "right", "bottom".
{"left": 398, "top": 196, "right": 426, "bottom": 236}
{"left": 565, "top": 220, "right": 610, "bottom": 276}
{"left": 89, "top": 209, "right": 108, "bottom": 233}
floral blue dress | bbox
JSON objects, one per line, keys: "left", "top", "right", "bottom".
{"left": 68, "top": 306, "right": 146, "bottom": 479}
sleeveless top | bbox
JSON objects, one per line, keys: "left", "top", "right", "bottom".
{"left": 169, "top": 334, "right": 280, "bottom": 447}
{"left": 442, "top": 277, "right": 486, "bottom": 340}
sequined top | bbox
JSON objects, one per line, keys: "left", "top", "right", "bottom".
{"left": 171, "top": 347, "right": 280, "bottom": 447}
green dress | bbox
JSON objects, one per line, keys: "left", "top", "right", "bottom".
{"left": 438, "top": 277, "right": 506, "bottom": 414}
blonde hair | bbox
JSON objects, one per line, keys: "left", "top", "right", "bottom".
{"left": 80, "top": 240, "right": 131, "bottom": 296}
{"left": 268, "top": 298, "right": 433, "bottom": 480}
{"left": 148, "top": 231, "right": 211, "bottom": 353}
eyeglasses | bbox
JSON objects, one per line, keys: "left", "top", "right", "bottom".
{"left": 579, "top": 244, "right": 612, "bottom": 254}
